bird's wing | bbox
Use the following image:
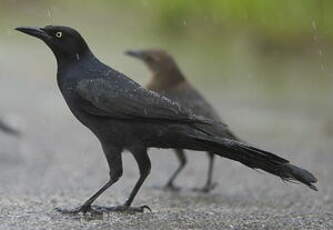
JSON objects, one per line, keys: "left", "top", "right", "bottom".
{"left": 165, "top": 82, "right": 222, "bottom": 121}
{"left": 76, "top": 78, "right": 208, "bottom": 124}
{"left": 159, "top": 82, "right": 237, "bottom": 139}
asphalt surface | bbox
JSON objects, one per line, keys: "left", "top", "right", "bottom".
{"left": 0, "top": 47, "right": 332, "bottom": 230}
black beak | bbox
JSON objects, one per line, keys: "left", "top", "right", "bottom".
{"left": 125, "top": 50, "right": 145, "bottom": 59}
{"left": 15, "top": 26, "right": 50, "bottom": 40}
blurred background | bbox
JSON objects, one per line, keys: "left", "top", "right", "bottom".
{"left": 0, "top": 0, "right": 332, "bottom": 229}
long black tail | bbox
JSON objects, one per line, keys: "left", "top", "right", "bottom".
{"left": 196, "top": 136, "right": 318, "bottom": 190}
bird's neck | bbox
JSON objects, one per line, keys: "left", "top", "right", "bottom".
{"left": 56, "top": 49, "right": 98, "bottom": 90}
{"left": 55, "top": 48, "right": 93, "bottom": 71}
{"left": 148, "top": 68, "right": 185, "bottom": 91}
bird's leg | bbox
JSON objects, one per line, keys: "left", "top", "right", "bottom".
{"left": 96, "top": 146, "right": 151, "bottom": 213}
{"left": 162, "top": 149, "right": 186, "bottom": 191}
{"left": 193, "top": 152, "right": 217, "bottom": 193}
{"left": 56, "top": 149, "right": 123, "bottom": 215}
{"left": 57, "top": 177, "right": 120, "bottom": 215}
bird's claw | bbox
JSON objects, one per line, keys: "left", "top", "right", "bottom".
{"left": 92, "top": 204, "right": 152, "bottom": 213}
{"left": 140, "top": 205, "right": 152, "bottom": 212}
{"left": 55, "top": 205, "right": 102, "bottom": 215}
{"left": 192, "top": 182, "right": 218, "bottom": 193}
{"left": 163, "top": 183, "right": 181, "bottom": 192}
{"left": 56, "top": 204, "right": 151, "bottom": 215}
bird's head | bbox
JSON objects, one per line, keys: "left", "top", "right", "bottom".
{"left": 125, "top": 49, "right": 185, "bottom": 84}
{"left": 16, "top": 25, "right": 90, "bottom": 64}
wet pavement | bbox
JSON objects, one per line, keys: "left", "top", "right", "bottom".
{"left": 0, "top": 43, "right": 332, "bottom": 230}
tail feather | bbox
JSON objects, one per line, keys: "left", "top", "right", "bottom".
{"left": 197, "top": 137, "right": 318, "bottom": 191}
{"left": 282, "top": 163, "right": 318, "bottom": 190}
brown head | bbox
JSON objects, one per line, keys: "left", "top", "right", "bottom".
{"left": 125, "top": 49, "right": 186, "bottom": 90}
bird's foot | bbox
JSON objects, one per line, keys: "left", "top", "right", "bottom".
{"left": 92, "top": 204, "right": 151, "bottom": 213}
{"left": 192, "top": 182, "right": 218, "bottom": 193}
{"left": 55, "top": 205, "right": 102, "bottom": 215}
{"left": 162, "top": 183, "right": 181, "bottom": 192}
{"left": 152, "top": 183, "right": 181, "bottom": 192}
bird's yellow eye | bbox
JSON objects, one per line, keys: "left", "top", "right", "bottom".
{"left": 56, "top": 32, "right": 62, "bottom": 38}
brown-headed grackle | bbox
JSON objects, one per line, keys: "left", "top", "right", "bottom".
{"left": 126, "top": 49, "right": 234, "bottom": 192}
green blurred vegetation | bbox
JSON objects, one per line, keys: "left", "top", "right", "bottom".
{"left": 151, "top": 0, "right": 333, "bottom": 36}
{"left": 1, "top": 0, "right": 332, "bottom": 108}
{"left": 2, "top": 0, "right": 332, "bottom": 42}
{"left": 121, "top": 0, "right": 332, "bottom": 42}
